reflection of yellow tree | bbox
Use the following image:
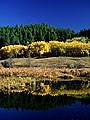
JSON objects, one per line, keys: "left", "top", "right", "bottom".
{"left": 30, "top": 81, "right": 90, "bottom": 96}
{"left": 31, "top": 83, "right": 51, "bottom": 95}
{"left": 29, "top": 80, "right": 36, "bottom": 91}
{"left": 60, "top": 85, "right": 66, "bottom": 90}
{"left": 40, "top": 83, "right": 51, "bottom": 93}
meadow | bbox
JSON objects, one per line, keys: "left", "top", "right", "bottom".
{"left": 0, "top": 40, "right": 90, "bottom": 93}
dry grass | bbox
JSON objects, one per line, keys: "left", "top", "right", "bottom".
{"left": 0, "top": 57, "right": 90, "bottom": 68}
{"left": 0, "top": 57, "right": 90, "bottom": 93}
{"left": 14, "top": 57, "right": 90, "bottom": 68}
{"left": 0, "top": 57, "right": 90, "bottom": 79}
{"left": 0, "top": 67, "right": 90, "bottom": 80}
{"left": 0, "top": 67, "right": 74, "bottom": 80}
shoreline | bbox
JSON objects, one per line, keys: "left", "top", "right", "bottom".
{"left": 0, "top": 57, "right": 90, "bottom": 93}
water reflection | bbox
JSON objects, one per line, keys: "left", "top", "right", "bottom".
{"left": 0, "top": 80, "right": 90, "bottom": 120}
{"left": 0, "top": 91, "right": 90, "bottom": 111}
{"left": 27, "top": 80, "right": 90, "bottom": 96}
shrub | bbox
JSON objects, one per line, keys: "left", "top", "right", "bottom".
{"left": 66, "top": 37, "right": 90, "bottom": 43}
{"left": 0, "top": 41, "right": 90, "bottom": 59}
{"left": 28, "top": 41, "right": 50, "bottom": 57}
{"left": 49, "top": 41, "right": 90, "bottom": 57}
{"left": 64, "top": 41, "right": 89, "bottom": 57}
{"left": 49, "top": 41, "right": 65, "bottom": 56}
{"left": 0, "top": 45, "right": 27, "bottom": 59}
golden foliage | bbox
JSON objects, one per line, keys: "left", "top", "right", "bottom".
{"left": 28, "top": 41, "right": 50, "bottom": 56}
{"left": 0, "top": 41, "right": 90, "bottom": 58}
{"left": 0, "top": 45, "right": 28, "bottom": 58}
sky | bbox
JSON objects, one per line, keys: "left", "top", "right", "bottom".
{"left": 0, "top": 0, "right": 90, "bottom": 32}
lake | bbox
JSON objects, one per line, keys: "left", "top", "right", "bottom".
{"left": 0, "top": 79, "right": 90, "bottom": 120}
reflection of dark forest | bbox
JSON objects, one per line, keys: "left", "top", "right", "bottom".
{"left": 0, "top": 92, "right": 90, "bottom": 111}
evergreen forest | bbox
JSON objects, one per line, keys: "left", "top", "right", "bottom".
{"left": 0, "top": 23, "right": 90, "bottom": 48}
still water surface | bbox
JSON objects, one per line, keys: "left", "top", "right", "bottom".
{"left": 0, "top": 80, "right": 90, "bottom": 120}
{"left": 0, "top": 102, "right": 90, "bottom": 120}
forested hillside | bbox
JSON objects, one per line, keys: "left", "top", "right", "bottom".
{"left": 0, "top": 24, "right": 76, "bottom": 48}
{"left": 0, "top": 24, "right": 90, "bottom": 48}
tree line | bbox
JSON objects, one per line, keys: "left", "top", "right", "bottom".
{"left": 0, "top": 23, "right": 90, "bottom": 48}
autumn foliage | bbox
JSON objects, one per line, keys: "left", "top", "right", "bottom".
{"left": 0, "top": 41, "right": 90, "bottom": 59}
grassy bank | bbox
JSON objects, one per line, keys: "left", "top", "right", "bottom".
{"left": 0, "top": 57, "right": 90, "bottom": 93}
{"left": 0, "top": 57, "right": 90, "bottom": 78}
{"left": 0, "top": 57, "right": 90, "bottom": 68}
